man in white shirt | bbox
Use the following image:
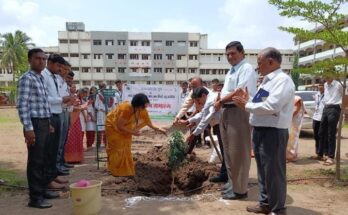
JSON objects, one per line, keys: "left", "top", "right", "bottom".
{"left": 213, "top": 41, "right": 257, "bottom": 200}
{"left": 42, "top": 54, "right": 73, "bottom": 190}
{"left": 318, "top": 76, "right": 343, "bottom": 165}
{"left": 180, "top": 87, "right": 227, "bottom": 183}
{"left": 113, "top": 80, "right": 123, "bottom": 109}
{"left": 312, "top": 81, "right": 325, "bottom": 160}
{"left": 56, "top": 61, "right": 76, "bottom": 172}
{"left": 180, "top": 81, "right": 189, "bottom": 107}
{"left": 233, "top": 47, "right": 294, "bottom": 215}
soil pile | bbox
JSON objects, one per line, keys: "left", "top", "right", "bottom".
{"left": 104, "top": 145, "right": 220, "bottom": 196}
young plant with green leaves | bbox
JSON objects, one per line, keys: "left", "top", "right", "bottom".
{"left": 269, "top": 0, "right": 348, "bottom": 180}
{"left": 168, "top": 131, "right": 187, "bottom": 193}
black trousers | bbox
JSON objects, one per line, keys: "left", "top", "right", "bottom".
{"left": 312, "top": 120, "right": 322, "bottom": 155}
{"left": 27, "top": 118, "right": 50, "bottom": 201}
{"left": 253, "top": 127, "right": 288, "bottom": 213}
{"left": 318, "top": 105, "right": 340, "bottom": 158}
{"left": 213, "top": 124, "right": 227, "bottom": 180}
{"left": 45, "top": 114, "right": 61, "bottom": 183}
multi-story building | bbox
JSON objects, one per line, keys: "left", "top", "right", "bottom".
{"left": 0, "top": 22, "right": 294, "bottom": 87}
{"left": 57, "top": 22, "right": 293, "bottom": 88}
{"left": 295, "top": 17, "right": 348, "bottom": 86}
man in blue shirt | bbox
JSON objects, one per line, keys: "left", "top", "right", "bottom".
{"left": 17, "top": 49, "right": 59, "bottom": 208}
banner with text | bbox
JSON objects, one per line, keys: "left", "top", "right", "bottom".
{"left": 122, "top": 84, "right": 180, "bottom": 121}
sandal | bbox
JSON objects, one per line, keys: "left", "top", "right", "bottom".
{"left": 323, "top": 158, "right": 334, "bottom": 166}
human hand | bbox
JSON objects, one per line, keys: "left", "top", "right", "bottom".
{"left": 187, "top": 122, "right": 196, "bottom": 130}
{"left": 177, "top": 119, "right": 189, "bottom": 125}
{"left": 49, "top": 124, "right": 55, "bottom": 133}
{"left": 173, "top": 117, "right": 180, "bottom": 125}
{"left": 213, "top": 100, "right": 222, "bottom": 111}
{"left": 157, "top": 127, "right": 167, "bottom": 135}
{"left": 24, "top": 130, "right": 36, "bottom": 147}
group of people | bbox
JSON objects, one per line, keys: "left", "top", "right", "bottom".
{"left": 175, "top": 42, "right": 294, "bottom": 215}
{"left": 17, "top": 40, "right": 343, "bottom": 214}
{"left": 16, "top": 49, "right": 125, "bottom": 209}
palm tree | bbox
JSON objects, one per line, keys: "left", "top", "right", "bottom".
{"left": 0, "top": 30, "right": 34, "bottom": 84}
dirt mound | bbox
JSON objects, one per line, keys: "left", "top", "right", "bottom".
{"left": 104, "top": 146, "right": 220, "bottom": 196}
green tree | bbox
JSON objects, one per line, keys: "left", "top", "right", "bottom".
{"left": 0, "top": 30, "right": 34, "bottom": 84}
{"left": 269, "top": 0, "right": 348, "bottom": 181}
{"left": 291, "top": 55, "right": 300, "bottom": 90}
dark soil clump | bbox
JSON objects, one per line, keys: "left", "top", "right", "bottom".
{"left": 104, "top": 146, "right": 220, "bottom": 196}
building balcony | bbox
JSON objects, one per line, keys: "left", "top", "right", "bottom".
{"left": 91, "top": 59, "right": 104, "bottom": 67}
{"left": 188, "top": 60, "right": 199, "bottom": 68}
{"left": 128, "top": 60, "right": 151, "bottom": 68}
{"left": 0, "top": 74, "right": 13, "bottom": 81}
{"left": 176, "top": 60, "right": 187, "bottom": 67}
{"left": 105, "top": 73, "right": 117, "bottom": 80}
{"left": 128, "top": 46, "right": 151, "bottom": 54}
{"left": 128, "top": 72, "right": 152, "bottom": 77}
{"left": 298, "top": 47, "right": 345, "bottom": 66}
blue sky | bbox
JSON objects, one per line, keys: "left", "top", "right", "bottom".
{"left": 1, "top": 0, "right": 346, "bottom": 50}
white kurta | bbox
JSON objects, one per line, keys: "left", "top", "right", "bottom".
{"left": 94, "top": 94, "right": 106, "bottom": 131}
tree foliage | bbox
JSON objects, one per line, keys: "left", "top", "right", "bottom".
{"left": 0, "top": 30, "right": 34, "bottom": 84}
{"left": 269, "top": 0, "right": 348, "bottom": 181}
{"left": 168, "top": 131, "right": 187, "bottom": 171}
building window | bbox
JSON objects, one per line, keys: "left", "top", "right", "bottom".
{"left": 82, "top": 54, "right": 90, "bottom": 59}
{"left": 95, "top": 68, "right": 102, "bottom": 73}
{"left": 166, "top": 54, "right": 174, "bottom": 60}
{"left": 130, "top": 41, "right": 138, "bottom": 46}
{"left": 70, "top": 53, "right": 79, "bottom": 57}
{"left": 93, "top": 40, "right": 102, "bottom": 45}
{"left": 200, "top": 69, "right": 209, "bottom": 74}
{"left": 70, "top": 40, "right": 78, "bottom": 44}
{"left": 212, "top": 69, "right": 217, "bottom": 75}
{"left": 178, "top": 41, "right": 186, "bottom": 47}
{"left": 165, "top": 68, "right": 174, "bottom": 73}
{"left": 225, "top": 69, "right": 229, "bottom": 74}
{"left": 142, "top": 54, "right": 150, "bottom": 60}
{"left": 177, "top": 54, "right": 185, "bottom": 60}
{"left": 59, "top": 39, "right": 68, "bottom": 44}
{"left": 71, "top": 67, "right": 79, "bottom": 72}
{"left": 189, "top": 55, "right": 198, "bottom": 60}
{"left": 144, "top": 68, "right": 150, "bottom": 73}
{"left": 141, "top": 41, "right": 150, "bottom": 46}
{"left": 166, "top": 81, "right": 174, "bottom": 85}
{"left": 82, "top": 67, "right": 90, "bottom": 73}
{"left": 61, "top": 53, "right": 69, "bottom": 57}
{"left": 82, "top": 81, "right": 91, "bottom": 86}
{"left": 154, "top": 40, "right": 162, "bottom": 46}
{"left": 189, "top": 41, "right": 198, "bottom": 47}
{"left": 130, "top": 54, "right": 139, "bottom": 60}
{"left": 154, "top": 68, "right": 162, "bottom": 73}
{"left": 131, "top": 68, "right": 137, "bottom": 73}
{"left": 118, "top": 54, "right": 126, "bottom": 59}
{"left": 189, "top": 68, "right": 196, "bottom": 73}
{"left": 105, "top": 40, "right": 114, "bottom": 46}
{"left": 117, "top": 40, "right": 126, "bottom": 45}
{"left": 165, "top": 40, "right": 174, "bottom": 46}
{"left": 131, "top": 81, "right": 135, "bottom": 84}
{"left": 106, "top": 68, "right": 114, "bottom": 73}
{"left": 147, "top": 81, "right": 151, "bottom": 85}
{"left": 218, "top": 56, "right": 221, "bottom": 61}
{"left": 118, "top": 67, "right": 125, "bottom": 73}
{"left": 177, "top": 68, "right": 186, "bottom": 73}
{"left": 106, "top": 53, "right": 114, "bottom": 59}
{"left": 94, "top": 54, "right": 102, "bottom": 59}
{"left": 159, "top": 81, "right": 162, "bottom": 84}
{"left": 154, "top": 54, "right": 162, "bottom": 60}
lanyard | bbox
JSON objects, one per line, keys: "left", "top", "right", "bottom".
{"left": 316, "top": 94, "right": 324, "bottom": 108}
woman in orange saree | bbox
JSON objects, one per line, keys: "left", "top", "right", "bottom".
{"left": 105, "top": 93, "right": 166, "bottom": 176}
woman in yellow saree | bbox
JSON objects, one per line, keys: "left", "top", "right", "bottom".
{"left": 105, "top": 93, "right": 166, "bottom": 176}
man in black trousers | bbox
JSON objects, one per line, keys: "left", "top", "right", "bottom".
{"left": 17, "top": 49, "right": 59, "bottom": 208}
{"left": 233, "top": 47, "right": 295, "bottom": 215}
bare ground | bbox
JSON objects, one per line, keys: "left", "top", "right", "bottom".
{"left": 0, "top": 107, "right": 348, "bottom": 215}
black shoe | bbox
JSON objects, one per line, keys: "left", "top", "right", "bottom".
{"left": 57, "top": 170, "right": 70, "bottom": 176}
{"left": 222, "top": 191, "right": 248, "bottom": 200}
{"left": 64, "top": 163, "right": 74, "bottom": 168}
{"left": 28, "top": 199, "right": 52, "bottom": 209}
{"left": 44, "top": 190, "right": 59, "bottom": 199}
{"left": 210, "top": 175, "right": 228, "bottom": 183}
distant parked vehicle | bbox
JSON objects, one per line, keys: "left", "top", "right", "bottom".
{"left": 295, "top": 91, "right": 316, "bottom": 130}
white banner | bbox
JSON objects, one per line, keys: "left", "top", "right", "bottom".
{"left": 122, "top": 84, "right": 180, "bottom": 119}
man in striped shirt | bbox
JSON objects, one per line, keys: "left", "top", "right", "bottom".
{"left": 17, "top": 48, "right": 58, "bottom": 209}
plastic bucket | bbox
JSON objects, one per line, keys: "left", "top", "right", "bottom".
{"left": 70, "top": 180, "right": 102, "bottom": 215}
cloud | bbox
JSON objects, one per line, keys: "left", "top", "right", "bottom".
{"left": 153, "top": 19, "right": 203, "bottom": 33}
{"left": 0, "top": 0, "right": 66, "bottom": 47}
